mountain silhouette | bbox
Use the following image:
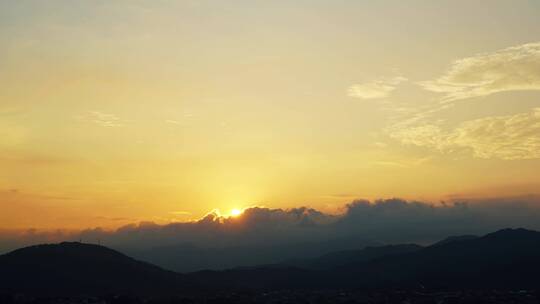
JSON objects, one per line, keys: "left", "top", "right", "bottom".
{"left": 431, "top": 234, "right": 478, "bottom": 246}
{"left": 282, "top": 244, "right": 423, "bottom": 269}
{"left": 189, "top": 228, "right": 540, "bottom": 290}
{"left": 328, "top": 228, "right": 540, "bottom": 289}
{"left": 130, "top": 237, "right": 379, "bottom": 272}
{"left": 2, "top": 228, "right": 540, "bottom": 296}
{"left": 0, "top": 242, "right": 190, "bottom": 296}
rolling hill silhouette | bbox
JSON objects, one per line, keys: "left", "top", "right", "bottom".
{"left": 326, "top": 228, "right": 540, "bottom": 289}
{"left": 131, "top": 236, "right": 379, "bottom": 272}
{"left": 0, "top": 242, "right": 191, "bottom": 296}
{"left": 191, "top": 228, "right": 540, "bottom": 290}
{"left": 282, "top": 243, "right": 423, "bottom": 269}
{"left": 431, "top": 234, "right": 478, "bottom": 247}
{"left": 1, "top": 228, "right": 540, "bottom": 295}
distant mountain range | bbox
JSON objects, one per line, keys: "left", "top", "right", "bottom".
{"left": 130, "top": 236, "right": 380, "bottom": 272}
{"left": 280, "top": 243, "right": 423, "bottom": 270}
{"left": 1, "top": 228, "right": 539, "bottom": 296}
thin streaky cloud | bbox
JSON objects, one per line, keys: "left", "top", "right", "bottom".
{"left": 165, "top": 119, "right": 181, "bottom": 125}
{"left": 78, "top": 111, "right": 125, "bottom": 127}
{"left": 419, "top": 42, "right": 540, "bottom": 102}
{"left": 389, "top": 108, "right": 540, "bottom": 160}
{"left": 348, "top": 76, "right": 407, "bottom": 100}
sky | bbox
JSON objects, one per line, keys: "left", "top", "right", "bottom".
{"left": 1, "top": 0, "right": 540, "bottom": 231}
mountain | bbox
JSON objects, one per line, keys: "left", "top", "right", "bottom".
{"left": 129, "top": 237, "right": 380, "bottom": 272}
{"left": 188, "top": 228, "right": 540, "bottom": 290}
{"left": 431, "top": 234, "right": 478, "bottom": 246}
{"left": 331, "top": 228, "right": 540, "bottom": 289}
{"left": 0, "top": 242, "right": 191, "bottom": 296}
{"left": 186, "top": 244, "right": 423, "bottom": 290}
{"left": 2, "top": 228, "right": 540, "bottom": 296}
{"left": 282, "top": 244, "right": 423, "bottom": 269}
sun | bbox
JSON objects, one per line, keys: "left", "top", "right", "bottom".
{"left": 230, "top": 208, "right": 243, "bottom": 217}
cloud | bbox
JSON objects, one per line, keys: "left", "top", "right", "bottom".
{"left": 334, "top": 198, "right": 540, "bottom": 242}
{"left": 348, "top": 76, "right": 407, "bottom": 99}
{"left": 390, "top": 108, "right": 540, "bottom": 160}
{"left": 450, "top": 109, "right": 540, "bottom": 159}
{"left": 390, "top": 124, "right": 445, "bottom": 150}
{"left": 79, "top": 111, "right": 125, "bottom": 127}
{"left": 420, "top": 42, "right": 540, "bottom": 101}
{"left": 370, "top": 157, "right": 432, "bottom": 169}
{"left": 2, "top": 197, "right": 540, "bottom": 271}
{"left": 387, "top": 42, "right": 540, "bottom": 159}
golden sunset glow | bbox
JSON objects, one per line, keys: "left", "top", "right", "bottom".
{"left": 230, "top": 209, "right": 243, "bottom": 217}
{"left": 1, "top": 1, "right": 540, "bottom": 231}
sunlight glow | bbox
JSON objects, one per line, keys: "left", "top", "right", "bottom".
{"left": 230, "top": 209, "right": 243, "bottom": 217}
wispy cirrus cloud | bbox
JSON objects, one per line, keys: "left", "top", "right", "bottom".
{"left": 90, "top": 111, "right": 124, "bottom": 127}
{"left": 348, "top": 76, "right": 407, "bottom": 99}
{"left": 165, "top": 111, "right": 195, "bottom": 126}
{"left": 390, "top": 108, "right": 540, "bottom": 160}
{"left": 450, "top": 108, "right": 540, "bottom": 159}
{"left": 79, "top": 111, "right": 125, "bottom": 127}
{"left": 385, "top": 42, "right": 540, "bottom": 160}
{"left": 165, "top": 120, "right": 181, "bottom": 125}
{"left": 420, "top": 42, "right": 540, "bottom": 102}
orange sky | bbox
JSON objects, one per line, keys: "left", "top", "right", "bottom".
{"left": 2, "top": 1, "right": 540, "bottom": 229}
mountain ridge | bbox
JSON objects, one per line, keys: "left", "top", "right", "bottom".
{"left": 1, "top": 228, "right": 540, "bottom": 295}
{"left": 0, "top": 241, "right": 192, "bottom": 296}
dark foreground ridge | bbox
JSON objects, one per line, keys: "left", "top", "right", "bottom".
{"left": 0, "top": 242, "right": 193, "bottom": 296}
{"left": 1, "top": 228, "right": 540, "bottom": 299}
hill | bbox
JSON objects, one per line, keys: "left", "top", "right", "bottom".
{"left": 331, "top": 228, "right": 540, "bottom": 289}
{"left": 2, "top": 228, "right": 540, "bottom": 295}
{"left": 130, "top": 237, "right": 380, "bottom": 272}
{"left": 189, "top": 228, "right": 540, "bottom": 290}
{"left": 282, "top": 243, "right": 423, "bottom": 269}
{"left": 0, "top": 242, "right": 190, "bottom": 296}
